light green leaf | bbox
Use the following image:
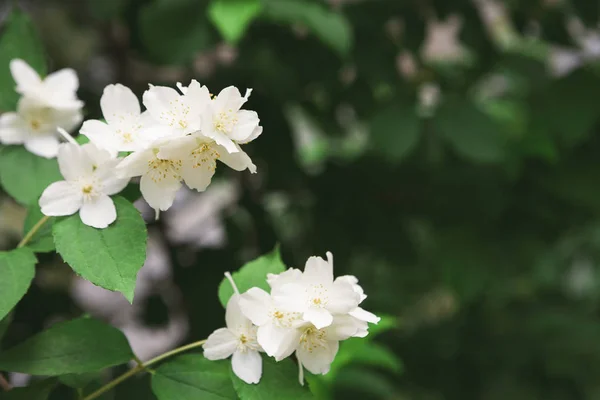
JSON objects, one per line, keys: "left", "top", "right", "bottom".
{"left": 218, "top": 245, "right": 285, "bottom": 308}
{"left": 263, "top": 0, "right": 352, "bottom": 57}
{"left": 231, "top": 357, "right": 313, "bottom": 399}
{"left": 0, "top": 248, "right": 37, "bottom": 322}
{"left": 0, "top": 317, "right": 133, "bottom": 375}
{"left": 370, "top": 106, "right": 420, "bottom": 163}
{"left": 151, "top": 354, "right": 236, "bottom": 400}
{"left": 139, "top": 0, "right": 213, "bottom": 65}
{"left": 23, "top": 206, "right": 55, "bottom": 253}
{"left": 0, "top": 379, "right": 57, "bottom": 400}
{"left": 434, "top": 99, "right": 506, "bottom": 163}
{"left": 0, "top": 7, "right": 46, "bottom": 111}
{"left": 53, "top": 197, "right": 147, "bottom": 303}
{"left": 0, "top": 146, "right": 61, "bottom": 206}
{"left": 208, "top": 0, "right": 263, "bottom": 44}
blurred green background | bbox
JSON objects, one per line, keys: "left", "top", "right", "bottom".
{"left": 4, "top": 0, "right": 600, "bottom": 398}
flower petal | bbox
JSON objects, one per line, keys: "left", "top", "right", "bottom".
{"left": 326, "top": 280, "right": 361, "bottom": 314}
{"left": 226, "top": 294, "right": 253, "bottom": 333}
{"left": 58, "top": 143, "right": 94, "bottom": 180}
{"left": 0, "top": 112, "right": 27, "bottom": 144}
{"left": 142, "top": 85, "right": 180, "bottom": 125}
{"left": 230, "top": 110, "right": 259, "bottom": 142}
{"left": 95, "top": 160, "right": 130, "bottom": 195}
{"left": 101, "top": 84, "right": 141, "bottom": 126}
{"left": 116, "top": 150, "right": 152, "bottom": 178}
{"left": 185, "top": 80, "right": 211, "bottom": 113}
{"left": 203, "top": 328, "right": 238, "bottom": 360}
{"left": 10, "top": 59, "right": 41, "bottom": 95}
{"left": 140, "top": 173, "right": 181, "bottom": 211}
{"left": 218, "top": 144, "right": 256, "bottom": 173}
{"left": 272, "top": 283, "right": 306, "bottom": 313}
{"left": 303, "top": 255, "right": 333, "bottom": 284}
{"left": 239, "top": 288, "right": 271, "bottom": 326}
{"left": 303, "top": 307, "right": 333, "bottom": 330}
{"left": 296, "top": 340, "right": 338, "bottom": 375}
{"left": 79, "top": 195, "right": 117, "bottom": 229}
{"left": 181, "top": 163, "right": 216, "bottom": 192}
{"left": 213, "top": 86, "right": 244, "bottom": 113}
{"left": 39, "top": 181, "right": 82, "bottom": 216}
{"left": 44, "top": 69, "right": 79, "bottom": 95}
{"left": 238, "top": 125, "right": 263, "bottom": 145}
{"left": 231, "top": 350, "right": 262, "bottom": 384}
{"left": 257, "top": 323, "right": 301, "bottom": 361}
{"left": 348, "top": 307, "right": 380, "bottom": 324}
{"left": 80, "top": 120, "right": 119, "bottom": 156}
{"left": 25, "top": 135, "right": 60, "bottom": 159}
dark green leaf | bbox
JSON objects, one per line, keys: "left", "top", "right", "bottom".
{"left": 0, "top": 7, "right": 46, "bottom": 111}
{"left": 231, "top": 357, "right": 313, "bottom": 399}
{"left": 0, "top": 248, "right": 36, "bottom": 322}
{"left": 208, "top": 0, "right": 263, "bottom": 44}
{"left": 370, "top": 105, "right": 420, "bottom": 163}
{"left": 151, "top": 354, "right": 236, "bottom": 400}
{"left": 53, "top": 197, "right": 147, "bottom": 303}
{"left": 23, "top": 205, "right": 54, "bottom": 253}
{"left": 58, "top": 372, "right": 100, "bottom": 389}
{"left": 218, "top": 245, "right": 285, "bottom": 307}
{"left": 0, "top": 313, "right": 13, "bottom": 346}
{"left": 0, "top": 146, "right": 61, "bottom": 206}
{"left": 0, "top": 379, "right": 57, "bottom": 400}
{"left": 0, "top": 317, "right": 133, "bottom": 375}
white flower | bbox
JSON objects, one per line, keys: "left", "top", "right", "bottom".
{"left": 239, "top": 287, "right": 304, "bottom": 361}
{"left": 142, "top": 80, "right": 210, "bottom": 138}
{"left": 157, "top": 134, "right": 256, "bottom": 192}
{"left": 39, "top": 142, "right": 130, "bottom": 228}
{"left": 0, "top": 97, "right": 82, "bottom": 158}
{"left": 200, "top": 86, "right": 262, "bottom": 154}
{"left": 267, "top": 268, "right": 302, "bottom": 289}
{"left": 10, "top": 59, "right": 83, "bottom": 110}
{"left": 272, "top": 252, "right": 361, "bottom": 329}
{"left": 335, "top": 275, "right": 380, "bottom": 335}
{"left": 116, "top": 140, "right": 183, "bottom": 213}
{"left": 204, "top": 274, "right": 263, "bottom": 385}
{"left": 81, "top": 84, "right": 160, "bottom": 156}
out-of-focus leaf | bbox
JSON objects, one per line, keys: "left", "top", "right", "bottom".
{"left": 0, "top": 248, "right": 36, "bottom": 322}
{"left": 369, "top": 105, "right": 420, "bottom": 163}
{"left": 0, "top": 313, "right": 13, "bottom": 346}
{"left": 263, "top": 0, "right": 352, "bottom": 57}
{"left": 23, "top": 205, "right": 54, "bottom": 253}
{"left": 208, "top": 0, "right": 263, "bottom": 44}
{"left": 58, "top": 372, "right": 100, "bottom": 389}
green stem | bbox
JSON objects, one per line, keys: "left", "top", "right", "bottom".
{"left": 17, "top": 215, "right": 51, "bottom": 248}
{"left": 82, "top": 339, "right": 207, "bottom": 400}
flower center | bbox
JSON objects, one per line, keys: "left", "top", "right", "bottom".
{"left": 147, "top": 157, "right": 183, "bottom": 183}
{"left": 307, "top": 284, "right": 329, "bottom": 308}
{"left": 30, "top": 119, "right": 41, "bottom": 131}
{"left": 160, "top": 98, "right": 191, "bottom": 130}
{"left": 78, "top": 178, "right": 102, "bottom": 202}
{"left": 269, "top": 308, "right": 301, "bottom": 329}
{"left": 299, "top": 326, "right": 327, "bottom": 353}
{"left": 213, "top": 109, "right": 238, "bottom": 134}
{"left": 191, "top": 143, "right": 220, "bottom": 171}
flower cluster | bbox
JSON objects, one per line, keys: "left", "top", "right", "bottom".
{"left": 0, "top": 60, "right": 262, "bottom": 229}
{"left": 203, "top": 252, "right": 380, "bottom": 385}
{"left": 0, "top": 59, "right": 83, "bottom": 158}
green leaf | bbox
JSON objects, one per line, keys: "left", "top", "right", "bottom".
{"left": 231, "top": 357, "right": 313, "bottom": 399}
{"left": 263, "top": 0, "right": 352, "bottom": 57}
{"left": 52, "top": 197, "right": 147, "bottom": 303}
{"left": 434, "top": 99, "right": 506, "bottom": 163}
{"left": 0, "top": 313, "right": 13, "bottom": 345}
{"left": 0, "top": 7, "right": 46, "bottom": 111}
{"left": 208, "top": 0, "right": 263, "bottom": 44}
{"left": 23, "top": 206, "right": 55, "bottom": 253}
{"left": 151, "top": 354, "right": 236, "bottom": 400}
{"left": 139, "top": 0, "right": 213, "bottom": 65}
{"left": 0, "top": 146, "right": 61, "bottom": 206}
{"left": 58, "top": 372, "right": 100, "bottom": 389}
{"left": 327, "top": 339, "right": 403, "bottom": 380}
{"left": 218, "top": 245, "right": 285, "bottom": 307}
{"left": 0, "top": 248, "right": 37, "bottom": 322}
{"left": 0, "top": 317, "right": 133, "bottom": 375}
{"left": 369, "top": 105, "right": 420, "bottom": 163}
{"left": 0, "top": 379, "right": 57, "bottom": 400}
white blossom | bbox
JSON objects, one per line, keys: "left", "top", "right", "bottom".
{"left": 200, "top": 86, "right": 262, "bottom": 154}
{"left": 157, "top": 134, "right": 256, "bottom": 192}
{"left": 272, "top": 252, "right": 361, "bottom": 329}
{"left": 204, "top": 274, "right": 263, "bottom": 384}
{"left": 81, "top": 84, "right": 160, "bottom": 156}
{"left": 0, "top": 97, "right": 82, "bottom": 158}
{"left": 39, "top": 142, "right": 129, "bottom": 228}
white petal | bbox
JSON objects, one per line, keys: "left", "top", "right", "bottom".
{"left": 10, "top": 59, "right": 41, "bottom": 94}
{"left": 296, "top": 340, "right": 338, "bottom": 375}
{"left": 205, "top": 130, "right": 238, "bottom": 154}
{"left": 24, "top": 135, "right": 60, "bottom": 159}
{"left": 267, "top": 268, "right": 303, "bottom": 289}
{"left": 185, "top": 80, "right": 211, "bottom": 112}
{"left": 116, "top": 150, "right": 152, "bottom": 178}
{"left": 0, "top": 113, "right": 27, "bottom": 144}
{"left": 231, "top": 350, "right": 262, "bottom": 384}
{"left": 80, "top": 120, "right": 119, "bottom": 156}
{"left": 214, "top": 86, "right": 244, "bottom": 113}
{"left": 79, "top": 195, "right": 117, "bottom": 229}
{"left": 230, "top": 110, "right": 259, "bottom": 142}
{"left": 326, "top": 280, "right": 361, "bottom": 314}
{"left": 81, "top": 143, "right": 114, "bottom": 166}
{"left": 140, "top": 173, "right": 181, "bottom": 211}
{"left": 95, "top": 160, "right": 130, "bottom": 195}
{"left": 303, "top": 255, "right": 333, "bottom": 284}
{"left": 44, "top": 69, "right": 79, "bottom": 95}
{"left": 203, "top": 328, "right": 238, "bottom": 360}
{"left": 218, "top": 144, "right": 256, "bottom": 173}
{"left": 257, "top": 323, "right": 301, "bottom": 361}
{"left": 272, "top": 283, "right": 307, "bottom": 313}
{"left": 348, "top": 307, "right": 380, "bottom": 324}
{"left": 238, "top": 125, "right": 263, "bottom": 145}
{"left": 101, "top": 84, "right": 141, "bottom": 126}
{"left": 142, "top": 85, "right": 180, "bottom": 125}
{"left": 324, "top": 315, "right": 364, "bottom": 341}
{"left": 303, "top": 307, "right": 333, "bottom": 330}
{"left": 58, "top": 143, "right": 93, "bottom": 180}
{"left": 181, "top": 163, "right": 215, "bottom": 192}
{"left": 239, "top": 288, "right": 272, "bottom": 326}
{"left": 226, "top": 294, "right": 252, "bottom": 332}
{"left": 39, "top": 181, "right": 82, "bottom": 216}
{"left": 53, "top": 108, "right": 83, "bottom": 131}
